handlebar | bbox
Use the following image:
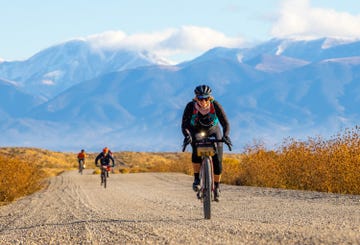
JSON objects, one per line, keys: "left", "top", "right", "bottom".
{"left": 182, "top": 138, "right": 232, "bottom": 152}
{"left": 96, "top": 164, "right": 115, "bottom": 168}
{"left": 182, "top": 143, "right": 187, "bottom": 152}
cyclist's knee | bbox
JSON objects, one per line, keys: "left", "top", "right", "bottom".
{"left": 213, "top": 156, "right": 222, "bottom": 175}
{"left": 214, "top": 166, "right": 222, "bottom": 175}
{"left": 191, "top": 153, "right": 202, "bottom": 163}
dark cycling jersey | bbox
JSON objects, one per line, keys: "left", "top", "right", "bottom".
{"left": 181, "top": 99, "right": 230, "bottom": 137}
{"left": 95, "top": 152, "right": 115, "bottom": 166}
{"left": 181, "top": 99, "right": 230, "bottom": 175}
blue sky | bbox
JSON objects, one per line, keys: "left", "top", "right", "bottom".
{"left": 2, "top": 0, "right": 360, "bottom": 63}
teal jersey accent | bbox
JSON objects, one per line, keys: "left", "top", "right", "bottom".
{"left": 190, "top": 101, "right": 219, "bottom": 127}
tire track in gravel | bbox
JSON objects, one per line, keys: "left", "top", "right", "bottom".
{"left": 1, "top": 170, "right": 360, "bottom": 244}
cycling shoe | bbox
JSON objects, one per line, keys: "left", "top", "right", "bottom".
{"left": 192, "top": 179, "right": 200, "bottom": 192}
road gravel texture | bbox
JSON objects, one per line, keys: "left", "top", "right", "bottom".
{"left": 1, "top": 170, "right": 360, "bottom": 244}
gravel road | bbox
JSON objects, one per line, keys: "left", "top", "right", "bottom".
{"left": 1, "top": 170, "right": 360, "bottom": 244}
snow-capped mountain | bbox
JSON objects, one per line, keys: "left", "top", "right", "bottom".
{"left": 1, "top": 37, "right": 360, "bottom": 152}
{"left": 0, "top": 39, "right": 170, "bottom": 99}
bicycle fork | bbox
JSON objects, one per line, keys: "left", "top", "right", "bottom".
{"left": 197, "top": 157, "right": 215, "bottom": 201}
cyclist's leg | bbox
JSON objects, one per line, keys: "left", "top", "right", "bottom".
{"left": 191, "top": 144, "right": 202, "bottom": 191}
{"left": 212, "top": 152, "right": 222, "bottom": 202}
{"left": 209, "top": 126, "right": 223, "bottom": 201}
{"left": 213, "top": 145, "right": 223, "bottom": 185}
{"left": 212, "top": 154, "right": 222, "bottom": 201}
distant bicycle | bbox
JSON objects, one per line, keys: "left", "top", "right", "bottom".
{"left": 183, "top": 131, "right": 231, "bottom": 219}
{"left": 77, "top": 149, "right": 86, "bottom": 175}
{"left": 95, "top": 147, "right": 115, "bottom": 188}
{"left": 78, "top": 159, "right": 85, "bottom": 175}
{"left": 99, "top": 165, "right": 111, "bottom": 188}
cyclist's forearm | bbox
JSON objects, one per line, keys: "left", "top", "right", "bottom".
{"left": 181, "top": 103, "right": 193, "bottom": 136}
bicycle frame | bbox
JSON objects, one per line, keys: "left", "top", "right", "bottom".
{"left": 196, "top": 141, "right": 216, "bottom": 219}
{"left": 182, "top": 131, "right": 231, "bottom": 219}
{"left": 78, "top": 159, "right": 84, "bottom": 175}
{"left": 100, "top": 165, "right": 111, "bottom": 188}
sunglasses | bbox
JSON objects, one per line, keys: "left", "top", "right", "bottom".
{"left": 197, "top": 97, "right": 209, "bottom": 101}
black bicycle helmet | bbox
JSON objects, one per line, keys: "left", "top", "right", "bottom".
{"left": 194, "top": 84, "right": 212, "bottom": 98}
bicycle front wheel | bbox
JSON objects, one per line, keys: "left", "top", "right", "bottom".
{"left": 79, "top": 161, "right": 83, "bottom": 175}
{"left": 103, "top": 170, "right": 107, "bottom": 188}
{"left": 203, "top": 157, "right": 212, "bottom": 219}
{"left": 100, "top": 169, "right": 107, "bottom": 188}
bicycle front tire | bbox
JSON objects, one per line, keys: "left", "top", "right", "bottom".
{"left": 101, "top": 169, "right": 107, "bottom": 188}
{"left": 203, "top": 157, "right": 212, "bottom": 219}
{"left": 79, "top": 160, "right": 83, "bottom": 175}
{"left": 103, "top": 170, "right": 107, "bottom": 188}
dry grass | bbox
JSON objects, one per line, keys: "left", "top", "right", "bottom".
{"left": 0, "top": 147, "right": 74, "bottom": 204}
{"left": 113, "top": 151, "right": 193, "bottom": 174}
{"left": 0, "top": 154, "right": 44, "bottom": 203}
{"left": 238, "top": 126, "right": 360, "bottom": 195}
{"left": 110, "top": 127, "right": 360, "bottom": 195}
{"left": 2, "top": 126, "right": 360, "bottom": 205}
{"left": 0, "top": 147, "right": 75, "bottom": 177}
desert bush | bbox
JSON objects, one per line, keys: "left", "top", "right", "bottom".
{"left": 240, "top": 145, "right": 282, "bottom": 188}
{"left": 0, "top": 155, "right": 45, "bottom": 202}
{"left": 277, "top": 137, "right": 328, "bottom": 191}
{"left": 0, "top": 147, "right": 74, "bottom": 176}
{"left": 0, "top": 147, "right": 75, "bottom": 205}
{"left": 111, "top": 151, "right": 193, "bottom": 175}
{"left": 221, "top": 158, "right": 242, "bottom": 185}
{"left": 239, "top": 126, "right": 360, "bottom": 194}
{"left": 135, "top": 152, "right": 193, "bottom": 174}
{"left": 119, "top": 168, "right": 130, "bottom": 174}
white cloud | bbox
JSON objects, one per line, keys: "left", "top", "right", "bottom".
{"left": 84, "top": 26, "right": 244, "bottom": 62}
{"left": 85, "top": 30, "right": 128, "bottom": 49}
{"left": 271, "top": 0, "right": 360, "bottom": 40}
{"left": 42, "top": 80, "right": 55, "bottom": 86}
{"left": 158, "top": 26, "right": 243, "bottom": 53}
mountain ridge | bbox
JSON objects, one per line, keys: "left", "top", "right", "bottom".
{"left": 1, "top": 37, "right": 360, "bottom": 151}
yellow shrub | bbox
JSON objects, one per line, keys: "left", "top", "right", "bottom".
{"left": 0, "top": 155, "right": 45, "bottom": 202}
{"left": 119, "top": 168, "right": 130, "bottom": 174}
{"left": 240, "top": 145, "right": 282, "bottom": 188}
{"left": 221, "top": 158, "right": 242, "bottom": 185}
{"left": 238, "top": 126, "right": 360, "bottom": 194}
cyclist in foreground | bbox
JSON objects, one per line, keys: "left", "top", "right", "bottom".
{"left": 181, "top": 84, "right": 232, "bottom": 202}
{"left": 77, "top": 149, "right": 86, "bottom": 173}
{"left": 95, "top": 147, "right": 115, "bottom": 178}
